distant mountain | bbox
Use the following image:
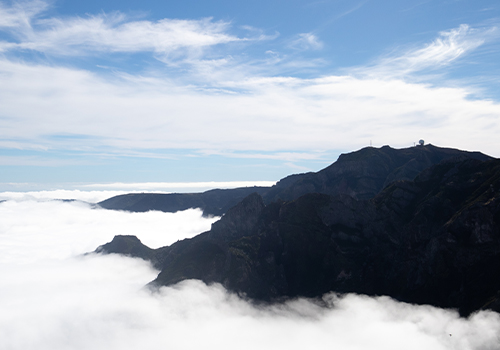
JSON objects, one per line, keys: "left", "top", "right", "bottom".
{"left": 98, "top": 144, "right": 491, "bottom": 216}
{"left": 98, "top": 186, "right": 270, "bottom": 216}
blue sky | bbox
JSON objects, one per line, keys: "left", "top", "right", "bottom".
{"left": 1, "top": 0, "right": 500, "bottom": 191}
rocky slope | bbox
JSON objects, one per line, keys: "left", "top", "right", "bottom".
{"left": 97, "top": 145, "right": 491, "bottom": 216}
{"left": 95, "top": 146, "right": 500, "bottom": 316}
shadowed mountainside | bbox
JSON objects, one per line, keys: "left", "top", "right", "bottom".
{"left": 95, "top": 146, "right": 500, "bottom": 316}
{"left": 98, "top": 144, "right": 491, "bottom": 216}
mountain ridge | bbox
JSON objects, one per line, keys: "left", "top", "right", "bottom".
{"left": 98, "top": 144, "right": 492, "bottom": 216}
{"left": 94, "top": 145, "right": 500, "bottom": 316}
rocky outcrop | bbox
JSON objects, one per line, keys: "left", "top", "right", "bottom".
{"left": 95, "top": 235, "right": 155, "bottom": 261}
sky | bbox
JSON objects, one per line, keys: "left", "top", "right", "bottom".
{"left": 1, "top": 195, "right": 499, "bottom": 350}
{"left": 1, "top": 0, "right": 500, "bottom": 192}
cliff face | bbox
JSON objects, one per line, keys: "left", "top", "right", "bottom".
{"left": 95, "top": 146, "right": 500, "bottom": 316}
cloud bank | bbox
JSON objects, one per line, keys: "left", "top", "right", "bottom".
{"left": 0, "top": 198, "right": 218, "bottom": 253}
{"left": 0, "top": 195, "right": 500, "bottom": 350}
{"left": 0, "top": 180, "right": 276, "bottom": 202}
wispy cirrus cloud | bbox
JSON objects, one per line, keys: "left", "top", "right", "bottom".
{"left": 357, "top": 24, "right": 499, "bottom": 78}
{"left": 0, "top": 0, "right": 48, "bottom": 28}
{"left": 0, "top": 1, "right": 250, "bottom": 63}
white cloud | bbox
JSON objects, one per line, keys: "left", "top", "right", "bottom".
{"left": 0, "top": 199, "right": 217, "bottom": 254}
{"left": 0, "top": 181, "right": 277, "bottom": 201}
{"left": 1, "top": 57, "right": 499, "bottom": 158}
{"left": 0, "top": 1, "right": 243, "bottom": 59}
{"left": 197, "top": 150, "right": 326, "bottom": 162}
{"left": 359, "top": 24, "right": 498, "bottom": 78}
{"left": 289, "top": 32, "right": 324, "bottom": 50}
{"left": 0, "top": 154, "right": 89, "bottom": 166}
{"left": 29, "top": 16, "right": 238, "bottom": 56}
{"left": 0, "top": 189, "right": 126, "bottom": 202}
{"left": 0, "top": 0, "right": 47, "bottom": 29}
{"left": 1, "top": 197, "right": 499, "bottom": 350}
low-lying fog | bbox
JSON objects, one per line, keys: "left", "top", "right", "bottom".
{"left": 0, "top": 193, "right": 498, "bottom": 350}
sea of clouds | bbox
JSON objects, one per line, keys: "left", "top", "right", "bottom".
{"left": 1, "top": 191, "right": 499, "bottom": 350}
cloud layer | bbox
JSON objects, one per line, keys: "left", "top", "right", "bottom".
{"left": 1, "top": 58, "right": 500, "bottom": 157}
{"left": 0, "top": 199, "right": 218, "bottom": 254}
{"left": 1, "top": 196, "right": 499, "bottom": 350}
{"left": 0, "top": 180, "right": 276, "bottom": 202}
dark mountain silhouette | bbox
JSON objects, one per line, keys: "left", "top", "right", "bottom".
{"left": 98, "top": 186, "right": 269, "bottom": 216}
{"left": 98, "top": 144, "right": 491, "bottom": 216}
{"left": 95, "top": 145, "right": 500, "bottom": 316}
